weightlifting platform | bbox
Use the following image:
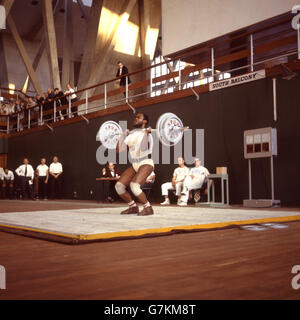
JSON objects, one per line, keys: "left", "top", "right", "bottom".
{"left": 0, "top": 202, "right": 299, "bottom": 244}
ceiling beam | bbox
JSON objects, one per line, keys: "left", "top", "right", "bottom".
{"left": 24, "top": 0, "right": 60, "bottom": 41}
{"left": 0, "top": 0, "right": 14, "bottom": 17}
{"left": 62, "top": 0, "right": 74, "bottom": 88}
{"left": 77, "top": 0, "right": 103, "bottom": 91}
{"left": 76, "top": 0, "right": 89, "bottom": 22}
{"left": 42, "top": 0, "right": 61, "bottom": 89}
{"left": 6, "top": 14, "right": 43, "bottom": 95}
{"left": 84, "top": 0, "right": 137, "bottom": 97}
{"left": 25, "top": 0, "right": 61, "bottom": 92}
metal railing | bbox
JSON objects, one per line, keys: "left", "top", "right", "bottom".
{"left": 0, "top": 14, "right": 298, "bottom": 134}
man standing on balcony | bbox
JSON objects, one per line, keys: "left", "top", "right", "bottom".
{"left": 116, "top": 61, "right": 131, "bottom": 96}
{"left": 65, "top": 84, "right": 78, "bottom": 117}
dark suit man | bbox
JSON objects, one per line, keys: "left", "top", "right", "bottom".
{"left": 116, "top": 61, "right": 131, "bottom": 88}
{"left": 102, "top": 162, "right": 121, "bottom": 202}
{"left": 54, "top": 88, "right": 68, "bottom": 118}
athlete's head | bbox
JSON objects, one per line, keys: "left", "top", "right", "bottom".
{"left": 133, "top": 112, "right": 149, "bottom": 128}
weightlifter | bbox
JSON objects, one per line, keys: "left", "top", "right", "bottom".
{"left": 115, "top": 112, "right": 154, "bottom": 216}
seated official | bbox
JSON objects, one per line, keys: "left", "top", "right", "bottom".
{"left": 160, "top": 157, "right": 189, "bottom": 206}
{"left": 1, "top": 168, "right": 14, "bottom": 199}
{"left": 102, "top": 162, "right": 121, "bottom": 202}
{"left": 180, "top": 157, "right": 212, "bottom": 205}
{"left": 15, "top": 158, "right": 34, "bottom": 200}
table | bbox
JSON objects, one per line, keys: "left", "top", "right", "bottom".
{"left": 96, "top": 177, "right": 118, "bottom": 203}
{"left": 196, "top": 174, "right": 229, "bottom": 207}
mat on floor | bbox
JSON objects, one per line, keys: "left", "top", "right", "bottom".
{"left": 0, "top": 206, "right": 299, "bottom": 244}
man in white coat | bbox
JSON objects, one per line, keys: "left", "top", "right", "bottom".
{"left": 160, "top": 157, "right": 189, "bottom": 205}
{"left": 179, "top": 157, "right": 210, "bottom": 206}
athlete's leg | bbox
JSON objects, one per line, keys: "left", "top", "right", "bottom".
{"left": 131, "top": 164, "right": 153, "bottom": 204}
{"left": 131, "top": 164, "right": 154, "bottom": 215}
{"left": 115, "top": 166, "right": 140, "bottom": 214}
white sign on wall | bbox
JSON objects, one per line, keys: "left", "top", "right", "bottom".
{"left": 0, "top": 5, "right": 5, "bottom": 30}
{"left": 209, "top": 70, "right": 266, "bottom": 91}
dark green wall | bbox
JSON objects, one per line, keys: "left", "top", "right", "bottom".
{"left": 7, "top": 75, "right": 300, "bottom": 205}
{"left": 0, "top": 137, "right": 8, "bottom": 153}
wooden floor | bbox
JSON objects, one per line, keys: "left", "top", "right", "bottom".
{"left": 0, "top": 200, "right": 300, "bottom": 300}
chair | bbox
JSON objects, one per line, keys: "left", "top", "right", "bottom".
{"left": 142, "top": 186, "right": 152, "bottom": 199}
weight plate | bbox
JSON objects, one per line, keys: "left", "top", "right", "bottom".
{"left": 97, "top": 121, "right": 122, "bottom": 149}
{"left": 156, "top": 112, "right": 184, "bottom": 147}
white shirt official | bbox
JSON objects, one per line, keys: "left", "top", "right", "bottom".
{"left": 49, "top": 162, "right": 63, "bottom": 174}
{"left": 173, "top": 166, "right": 189, "bottom": 182}
{"left": 15, "top": 164, "right": 34, "bottom": 179}
{"left": 36, "top": 164, "right": 49, "bottom": 177}
{"left": 190, "top": 166, "right": 210, "bottom": 177}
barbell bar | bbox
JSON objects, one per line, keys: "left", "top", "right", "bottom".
{"left": 97, "top": 112, "right": 189, "bottom": 149}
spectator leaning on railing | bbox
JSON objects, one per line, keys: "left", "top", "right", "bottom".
{"left": 54, "top": 88, "right": 68, "bottom": 119}
{"left": 0, "top": 103, "right": 8, "bottom": 115}
{"left": 65, "top": 84, "right": 78, "bottom": 117}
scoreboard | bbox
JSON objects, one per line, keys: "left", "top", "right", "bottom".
{"left": 244, "top": 127, "right": 277, "bottom": 159}
{"left": 243, "top": 127, "right": 280, "bottom": 208}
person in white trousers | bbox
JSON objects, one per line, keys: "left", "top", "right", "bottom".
{"left": 179, "top": 157, "right": 210, "bottom": 206}
{"left": 160, "top": 157, "right": 189, "bottom": 205}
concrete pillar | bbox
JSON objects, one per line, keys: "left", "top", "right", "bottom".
{"left": 62, "top": 0, "right": 74, "bottom": 88}
{"left": 25, "top": 0, "right": 61, "bottom": 92}
{"left": 42, "top": 0, "right": 61, "bottom": 90}
{"left": 6, "top": 15, "right": 43, "bottom": 95}
{"left": 1, "top": 0, "right": 14, "bottom": 17}
{"left": 85, "top": 0, "right": 137, "bottom": 96}
{"left": 77, "top": 0, "right": 103, "bottom": 91}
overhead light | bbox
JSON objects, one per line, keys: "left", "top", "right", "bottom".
{"left": 280, "top": 64, "right": 297, "bottom": 80}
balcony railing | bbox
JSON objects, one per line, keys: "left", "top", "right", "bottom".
{"left": 0, "top": 13, "right": 298, "bottom": 134}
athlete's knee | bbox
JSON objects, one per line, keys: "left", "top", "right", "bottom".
{"left": 130, "top": 181, "right": 142, "bottom": 197}
{"left": 115, "top": 181, "right": 126, "bottom": 195}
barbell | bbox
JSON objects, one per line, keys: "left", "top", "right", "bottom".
{"left": 97, "top": 112, "right": 189, "bottom": 149}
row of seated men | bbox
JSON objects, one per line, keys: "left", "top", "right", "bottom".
{"left": 102, "top": 157, "right": 211, "bottom": 206}
{"left": 0, "top": 156, "right": 63, "bottom": 200}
